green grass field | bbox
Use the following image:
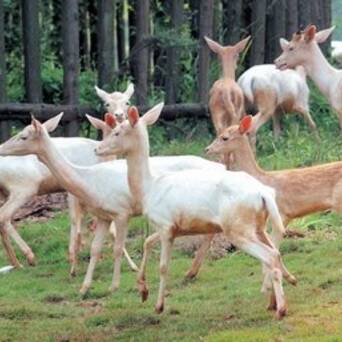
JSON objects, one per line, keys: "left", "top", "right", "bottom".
{"left": 1, "top": 113, "right": 342, "bottom": 341}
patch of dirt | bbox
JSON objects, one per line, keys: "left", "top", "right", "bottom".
{"left": 175, "top": 234, "right": 235, "bottom": 259}
{"left": 12, "top": 192, "right": 68, "bottom": 222}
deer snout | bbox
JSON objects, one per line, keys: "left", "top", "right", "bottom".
{"left": 115, "top": 113, "right": 124, "bottom": 122}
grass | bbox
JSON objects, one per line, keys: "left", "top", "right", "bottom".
{"left": 1, "top": 110, "right": 342, "bottom": 341}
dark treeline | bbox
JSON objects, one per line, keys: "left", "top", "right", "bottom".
{"left": 0, "top": 0, "right": 332, "bottom": 138}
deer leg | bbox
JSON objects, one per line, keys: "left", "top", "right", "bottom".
{"left": 184, "top": 234, "right": 214, "bottom": 279}
{"left": 109, "top": 215, "right": 129, "bottom": 292}
{"left": 229, "top": 233, "right": 287, "bottom": 320}
{"left": 272, "top": 110, "right": 282, "bottom": 139}
{"left": 109, "top": 221, "right": 138, "bottom": 272}
{"left": 80, "top": 219, "right": 108, "bottom": 296}
{"left": 3, "top": 221, "right": 35, "bottom": 266}
{"left": 155, "top": 231, "right": 174, "bottom": 314}
{"left": 67, "top": 194, "right": 83, "bottom": 276}
{"left": 137, "top": 232, "right": 160, "bottom": 302}
{"left": 295, "top": 106, "right": 319, "bottom": 139}
{"left": 0, "top": 191, "right": 35, "bottom": 267}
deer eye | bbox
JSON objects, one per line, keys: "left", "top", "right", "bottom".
{"left": 222, "top": 136, "right": 229, "bottom": 141}
{"left": 105, "top": 103, "right": 109, "bottom": 107}
{"left": 20, "top": 136, "right": 27, "bottom": 141}
{"left": 289, "top": 46, "right": 294, "bottom": 51}
{"left": 115, "top": 132, "right": 120, "bottom": 136}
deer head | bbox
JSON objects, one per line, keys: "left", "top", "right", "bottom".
{"left": 95, "top": 83, "right": 135, "bottom": 123}
{"left": 275, "top": 25, "right": 335, "bottom": 70}
{"left": 0, "top": 113, "right": 63, "bottom": 156}
{"left": 95, "top": 103, "right": 164, "bottom": 157}
{"left": 206, "top": 115, "right": 253, "bottom": 155}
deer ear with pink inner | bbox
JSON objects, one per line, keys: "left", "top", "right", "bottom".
{"left": 128, "top": 106, "right": 140, "bottom": 127}
{"left": 239, "top": 115, "right": 253, "bottom": 135}
{"left": 104, "top": 113, "right": 117, "bottom": 129}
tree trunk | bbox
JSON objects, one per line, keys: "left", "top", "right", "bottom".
{"left": 198, "top": 0, "right": 214, "bottom": 103}
{"left": 62, "top": 0, "right": 80, "bottom": 136}
{"left": 120, "top": 0, "right": 130, "bottom": 64}
{"left": 113, "top": 0, "right": 119, "bottom": 72}
{"left": 165, "top": 0, "right": 184, "bottom": 104}
{"left": 250, "top": 0, "right": 267, "bottom": 65}
{"left": 97, "top": 0, "right": 114, "bottom": 88}
{"left": 21, "top": 0, "right": 42, "bottom": 103}
{"left": 133, "top": 0, "right": 150, "bottom": 105}
{"left": 0, "top": 0, "right": 10, "bottom": 141}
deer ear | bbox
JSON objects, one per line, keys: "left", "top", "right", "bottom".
{"left": 304, "top": 25, "right": 316, "bottom": 43}
{"left": 315, "top": 26, "right": 335, "bottom": 44}
{"left": 239, "top": 115, "right": 253, "bottom": 134}
{"left": 234, "top": 36, "right": 251, "bottom": 54}
{"left": 142, "top": 102, "right": 164, "bottom": 126}
{"left": 95, "top": 85, "right": 110, "bottom": 102}
{"left": 279, "top": 38, "right": 289, "bottom": 51}
{"left": 204, "top": 36, "right": 223, "bottom": 54}
{"left": 128, "top": 106, "right": 140, "bottom": 127}
{"left": 31, "top": 116, "right": 43, "bottom": 134}
{"left": 124, "top": 83, "right": 135, "bottom": 99}
{"left": 104, "top": 113, "right": 117, "bottom": 129}
{"left": 43, "top": 112, "right": 64, "bottom": 132}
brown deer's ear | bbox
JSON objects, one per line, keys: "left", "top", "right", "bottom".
{"left": 104, "top": 113, "right": 117, "bottom": 128}
{"left": 239, "top": 115, "right": 253, "bottom": 134}
{"left": 128, "top": 106, "right": 139, "bottom": 127}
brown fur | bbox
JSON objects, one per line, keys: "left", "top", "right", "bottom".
{"left": 215, "top": 125, "right": 342, "bottom": 223}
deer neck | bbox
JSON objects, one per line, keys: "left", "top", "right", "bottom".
{"left": 125, "top": 129, "right": 153, "bottom": 210}
{"left": 231, "top": 138, "right": 267, "bottom": 182}
{"left": 37, "top": 134, "right": 96, "bottom": 206}
{"left": 221, "top": 58, "right": 236, "bottom": 80}
{"left": 302, "top": 44, "right": 338, "bottom": 99}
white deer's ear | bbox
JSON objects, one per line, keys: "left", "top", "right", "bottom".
{"left": 279, "top": 38, "right": 289, "bottom": 51}
{"left": 31, "top": 116, "right": 43, "bottom": 134}
{"left": 315, "top": 26, "right": 335, "bottom": 44}
{"left": 95, "top": 85, "right": 110, "bottom": 102}
{"left": 142, "top": 102, "right": 164, "bottom": 126}
{"left": 43, "top": 112, "right": 64, "bottom": 133}
{"left": 304, "top": 25, "right": 317, "bottom": 42}
{"left": 124, "top": 83, "right": 135, "bottom": 99}
{"left": 204, "top": 36, "right": 223, "bottom": 54}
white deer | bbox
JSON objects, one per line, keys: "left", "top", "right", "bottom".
{"left": 95, "top": 83, "right": 134, "bottom": 123}
{"left": 275, "top": 26, "right": 341, "bottom": 126}
{"left": 95, "top": 104, "right": 295, "bottom": 319}
{"left": 0, "top": 113, "right": 234, "bottom": 294}
{"left": 238, "top": 64, "right": 317, "bottom": 139}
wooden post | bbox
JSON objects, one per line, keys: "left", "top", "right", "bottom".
{"left": 21, "top": 0, "right": 42, "bottom": 103}
{"left": 0, "top": 0, "right": 10, "bottom": 141}
{"left": 97, "top": 0, "right": 114, "bottom": 88}
{"left": 286, "top": 0, "right": 298, "bottom": 37}
{"left": 222, "top": 0, "right": 243, "bottom": 45}
{"left": 273, "top": 0, "right": 286, "bottom": 59}
{"left": 62, "top": 0, "right": 80, "bottom": 136}
{"left": 165, "top": 0, "right": 184, "bottom": 104}
{"left": 298, "top": 0, "right": 311, "bottom": 28}
{"left": 250, "top": 0, "right": 267, "bottom": 65}
{"left": 133, "top": 0, "right": 150, "bottom": 105}
{"left": 320, "top": 0, "right": 332, "bottom": 54}
{"left": 198, "top": 0, "right": 214, "bottom": 103}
